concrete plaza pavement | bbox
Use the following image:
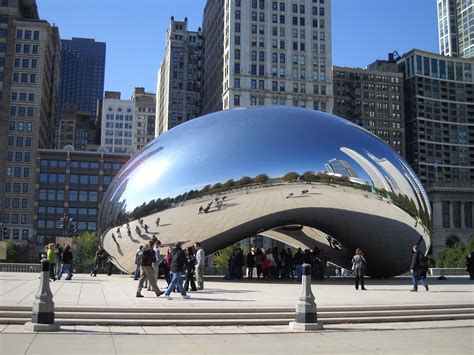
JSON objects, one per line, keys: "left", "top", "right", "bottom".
{"left": 0, "top": 272, "right": 472, "bottom": 354}
{"left": 0, "top": 272, "right": 472, "bottom": 308}
{"left": 0, "top": 325, "right": 472, "bottom": 354}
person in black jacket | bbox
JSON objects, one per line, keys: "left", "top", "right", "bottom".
{"left": 410, "top": 244, "right": 429, "bottom": 292}
{"left": 246, "top": 248, "right": 255, "bottom": 279}
{"left": 58, "top": 245, "right": 73, "bottom": 280}
{"left": 164, "top": 242, "right": 190, "bottom": 299}
{"left": 184, "top": 247, "right": 197, "bottom": 291}
{"left": 136, "top": 240, "right": 164, "bottom": 298}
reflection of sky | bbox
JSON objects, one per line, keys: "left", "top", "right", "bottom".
{"left": 104, "top": 107, "right": 421, "bottom": 211}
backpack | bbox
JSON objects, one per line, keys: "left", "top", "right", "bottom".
{"left": 418, "top": 253, "right": 428, "bottom": 269}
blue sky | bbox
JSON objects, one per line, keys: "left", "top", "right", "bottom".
{"left": 37, "top": 0, "right": 438, "bottom": 99}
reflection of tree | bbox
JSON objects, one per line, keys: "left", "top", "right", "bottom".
{"left": 282, "top": 172, "right": 299, "bottom": 182}
{"left": 237, "top": 176, "right": 251, "bottom": 185}
{"left": 253, "top": 173, "right": 269, "bottom": 184}
{"left": 223, "top": 179, "right": 235, "bottom": 189}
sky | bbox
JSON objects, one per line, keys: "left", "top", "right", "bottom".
{"left": 37, "top": 0, "right": 439, "bottom": 99}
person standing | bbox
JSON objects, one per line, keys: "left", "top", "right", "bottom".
{"left": 54, "top": 243, "right": 63, "bottom": 276}
{"left": 410, "top": 245, "right": 429, "bottom": 292}
{"left": 46, "top": 243, "right": 56, "bottom": 281}
{"left": 194, "top": 242, "right": 205, "bottom": 290}
{"left": 466, "top": 252, "right": 474, "bottom": 280}
{"left": 136, "top": 240, "right": 164, "bottom": 298}
{"left": 351, "top": 248, "right": 367, "bottom": 290}
{"left": 184, "top": 247, "right": 197, "bottom": 292}
{"left": 58, "top": 245, "right": 73, "bottom": 280}
{"left": 255, "top": 248, "right": 264, "bottom": 279}
{"left": 164, "top": 242, "right": 190, "bottom": 299}
{"left": 294, "top": 248, "right": 304, "bottom": 282}
{"left": 91, "top": 245, "right": 107, "bottom": 277}
{"left": 148, "top": 240, "right": 162, "bottom": 291}
{"left": 247, "top": 248, "right": 256, "bottom": 279}
{"left": 134, "top": 246, "right": 144, "bottom": 280}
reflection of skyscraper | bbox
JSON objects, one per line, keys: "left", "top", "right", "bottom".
{"left": 367, "top": 152, "right": 423, "bottom": 209}
{"left": 340, "top": 147, "right": 390, "bottom": 191}
{"left": 327, "top": 158, "right": 359, "bottom": 178}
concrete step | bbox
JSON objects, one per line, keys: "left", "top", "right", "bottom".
{"left": 1, "top": 307, "right": 473, "bottom": 320}
{"left": 1, "top": 303, "right": 471, "bottom": 314}
{"left": 1, "top": 313, "right": 473, "bottom": 326}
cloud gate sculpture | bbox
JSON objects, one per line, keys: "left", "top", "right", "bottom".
{"left": 98, "top": 107, "right": 431, "bottom": 277}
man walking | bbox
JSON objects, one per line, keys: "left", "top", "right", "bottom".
{"left": 58, "top": 245, "right": 73, "bottom": 280}
{"left": 164, "top": 242, "right": 190, "bottom": 299}
{"left": 134, "top": 246, "right": 143, "bottom": 280}
{"left": 136, "top": 240, "right": 164, "bottom": 298}
{"left": 410, "top": 244, "right": 429, "bottom": 292}
{"left": 194, "top": 242, "right": 205, "bottom": 290}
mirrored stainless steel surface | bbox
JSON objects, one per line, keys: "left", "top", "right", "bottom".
{"left": 99, "top": 107, "right": 431, "bottom": 277}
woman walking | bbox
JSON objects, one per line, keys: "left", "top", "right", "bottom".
{"left": 352, "top": 248, "right": 367, "bottom": 290}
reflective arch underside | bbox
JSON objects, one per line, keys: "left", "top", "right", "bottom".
{"left": 99, "top": 107, "right": 431, "bottom": 278}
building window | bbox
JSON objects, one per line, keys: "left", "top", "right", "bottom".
{"left": 234, "top": 95, "right": 240, "bottom": 106}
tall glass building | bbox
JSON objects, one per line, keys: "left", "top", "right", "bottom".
{"left": 398, "top": 49, "right": 473, "bottom": 254}
{"left": 437, "top": 0, "right": 473, "bottom": 58}
{"left": 56, "top": 38, "right": 106, "bottom": 142}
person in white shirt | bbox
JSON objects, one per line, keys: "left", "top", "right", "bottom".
{"left": 194, "top": 242, "right": 205, "bottom": 290}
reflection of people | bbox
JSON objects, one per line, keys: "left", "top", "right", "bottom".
{"left": 155, "top": 217, "right": 160, "bottom": 227}
{"left": 351, "top": 248, "right": 367, "bottom": 290}
{"left": 198, "top": 206, "right": 203, "bottom": 214}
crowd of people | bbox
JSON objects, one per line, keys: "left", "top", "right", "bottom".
{"left": 133, "top": 238, "right": 206, "bottom": 299}
{"left": 225, "top": 246, "right": 328, "bottom": 281}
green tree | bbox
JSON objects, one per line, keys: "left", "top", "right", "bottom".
{"left": 213, "top": 245, "right": 235, "bottom": 274}
{"left": 73, "top": 232, "right": 100, "bottom": 272}
{"left": 6, "top": 241, "right": 26, "bottom": 263}
{"left": 282, "top": 172, "right": 299, "bottom": 182}
{"left": 253, "top": 173, "right": 269, "bottom": 184}
{"left": 435, "top": 239, "right": 474, "bottom": 268}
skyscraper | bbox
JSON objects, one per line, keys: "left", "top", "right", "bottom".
{"left": 156, "top": 17, "right": 202, "bottom": 135}
{"left": 202, "top": 0, "right": 333, "bottom": 112}
{"left": 133, "top": 87, "right": 156, "bottom": 150}
{"left": 56, "top": 37, "right": 106, "bottom": 141}
{"left": 0, "top": 0, "right": 61, "bottom": 244}
{"left": 398, "top": 49, "right": 474, "bottom": 253}
{"left": 201, "top": 0, "right": 224, "bottom": 114}
{"left": 333, "top": 54, "right": 405, "bottom": 156}
{"left": 100, "top": 91, "right": 135, "bottom": 154}
{"left": 437, "top": 0, "right": 474, "bottom": 58}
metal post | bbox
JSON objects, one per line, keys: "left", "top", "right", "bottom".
{"left": 289, "top": 263, "right": 323, "bottom": 331}
{"left": 24, "top": 259, "right": 60, "bottom": 331}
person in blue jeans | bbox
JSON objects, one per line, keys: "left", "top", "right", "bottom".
{"left": 410, "top": 244, "right": 429, "bottom": 292}
{"left": 293, "top": 248, "right": 304, "bottom": 282}
{"left": 58, "top": 245, "right": 73, "bottom": 280}
{"left": 165, "top": 242, "right": 190, "bottom": 299}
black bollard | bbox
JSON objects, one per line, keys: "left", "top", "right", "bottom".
{"left": 289, "top": 263, "right": 323, "bottom": 331}
{"left": 24, "top": 259, "right": 60, "bottom": 331}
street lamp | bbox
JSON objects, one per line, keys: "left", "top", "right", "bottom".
{"left": 58, "top": 214, "right": 78, "bottom": 238}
